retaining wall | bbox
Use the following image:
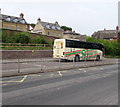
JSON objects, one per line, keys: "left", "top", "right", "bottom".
{"left": 2, "top": 50, "right": 53, "bottom": 59}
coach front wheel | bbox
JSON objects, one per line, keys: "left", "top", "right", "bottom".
{"left": 74, "top": 55, "right": 80, "bottom": 62}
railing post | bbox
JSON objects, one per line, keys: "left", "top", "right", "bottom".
{"left": 18, "top": 58, "right": 20, "bottom": 73}
{"left": 59, "top": 58, "right": 61, "bottom": 70}
{"left": 94, "top": 56, "right": 96, "bottom": 66}
{"left": 73, "top": 57, "right": 75, "bottom": 67}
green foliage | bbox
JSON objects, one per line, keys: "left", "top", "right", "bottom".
{"left": 61, "top": 26, "right": 72, "bottom": 31}
{"left": 30, "top": 23, "right": 36, "bottom": 28}
{"left": 15, "top": 32, "right": 31, "bottom": 44}
{"left": 8, "top": 31, "right": 16, "bottom": 43}
{"left": 86, "top": 36, "right": 120, "bottom": 57}
{"left": 2, "top": 30, "right": 54, "bottom": 50}
{"left": 33, "top": 36, "right": 48, "bottom": 44}
{"left": 2, "top": 33, "right": 7, "bottom": 43}
{"left": 2, "top": 31, "right": 16, "bottom": 43}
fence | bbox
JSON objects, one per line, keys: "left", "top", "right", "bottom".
{"left": 1, "top": 57, "right": 118, "bottom": 77}
{"left": 1, "top": 43, "right": 53, "bottom": 47}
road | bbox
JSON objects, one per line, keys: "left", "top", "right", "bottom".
{"left": 2, "top": 64, "right": 118, "bottom": 105}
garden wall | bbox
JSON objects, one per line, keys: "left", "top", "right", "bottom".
{"left": 2, "top": 50, "right": 53, "bottom": 59}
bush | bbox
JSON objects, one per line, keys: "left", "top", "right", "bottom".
{"left": 33, "top": 36, "right": 48, "bottom": 44}
{"left": 15, "top": 32, "right": 31, "bottom": 44}
{"left": 86, "top": 36, "right": 120, "bottom": 57}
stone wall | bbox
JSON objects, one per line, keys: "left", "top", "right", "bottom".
{"left": 2, "top": 50, "right": 53, "bottom": 59}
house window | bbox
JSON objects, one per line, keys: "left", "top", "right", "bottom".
{"left": 20, "top": 19, "right": 26, "bottom": 24}
{"left": 46, "top": 25, "right": 50, "bottom": 29}
{"left": 52, "top": 26, "right": 56, "bottom": 30}
{"left": 48, "top": 32, "right": 50, "bottom": 35}
{"left": 59, "top": 34, "right": 61, "bottom": 36}
{"left": 8, "top": 26, "right": 11, "bottom": 29}
{"left": 16, "top": 26, "right": 18, "bottom": 30}
{"left": 21, "top": 28, "right": 25, "bottom": 31}
{"left": 13, "top": 18, "right": 18, "bottom": 23}
{"left": 6, "top": 17, "right": 11, "bottom": 21}
{"left": 57, "top": 27, "right": 60, "bottom": 30}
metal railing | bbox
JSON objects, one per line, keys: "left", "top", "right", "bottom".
{"left": 1, "top": 57, "right": 118, "bottom": 77}
{"left": 1, "top": 43, "right": 53, "bottom": 47}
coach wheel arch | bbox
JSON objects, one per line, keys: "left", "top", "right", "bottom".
{"left": 74, "top": 55, "right": 80, "bottom": 62}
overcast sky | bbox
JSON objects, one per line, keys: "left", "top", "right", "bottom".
{"left": 0, "top": 0, "right": 119, "bottom": 35}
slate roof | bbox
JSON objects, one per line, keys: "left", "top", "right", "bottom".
{"left": 64, "top": 30, "right": 80, "bottom": 35}
{"left": 0, "top": 14, "right": 28, "bottom": 25}
{"left": 37, "top": 21, "right": 64, "bottom": 31}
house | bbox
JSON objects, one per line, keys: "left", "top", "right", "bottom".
{"left": 33, "top": 18, "right": 64, "bottom": 37}
{"left": 62, "top": 30, "right": 86, "bottom": 41}
{"left": 0, "top": 12, "right": 29, "bottom": 32}
{"left": 92, "top": 29, "right": 118, "bottom": 40}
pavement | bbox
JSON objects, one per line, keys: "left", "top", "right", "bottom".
{"left": 1, "top": 57, "right": 119, "bottom": 77}
{"left": 2, "top": 64, "right": 118, "bottom": 105}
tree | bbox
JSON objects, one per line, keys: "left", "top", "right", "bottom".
{"left": 15, "top": 32, "right": 31, "bottom": 44}
{"left": 61, "top": 26, "right": 72, "bottom": 31}
{"left": 34, "top": 36, "right": 47, "bottom": 44}
{"left": 86, "top": 36, "right": 120, "bottom": 57}
{"left": 30, "top": 23, "right": 36, "bottom": 28}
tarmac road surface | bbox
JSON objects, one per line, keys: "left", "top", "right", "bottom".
{"left": 2, "top": 64, "right": 118, "bottom": 105}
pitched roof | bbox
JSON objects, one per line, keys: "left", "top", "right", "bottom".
{"left": 35, "top": 19, "right": 64, "bottom": 31}
{"left": 0, "top": 14, "right": 28, "bottom": 25}
{"left": 64, "top": 30, "right": 80, "bottom": 35}
{"left": 97, "top": 30, "right": 117, "bottom": 34}
{"left": 92, "top": 29, "right": 118, "bottom": 39}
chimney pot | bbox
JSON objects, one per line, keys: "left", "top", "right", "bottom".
{"left": 37, "top": 18, "right": 41, "bottom": 23}
{"left": 20, "top": 13, "right": 24, "bottom": 18}
{"left": 55, "top": 21, "right": 58, "bottom": 25}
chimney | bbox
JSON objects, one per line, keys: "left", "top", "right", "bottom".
{"left": 55, "top": 21, "right": 58, "bottom": 25}
{"left": 37, "top": 18, "right": 41, "bottom": 23}
{"left": 104, "top": 28, "right": 106, "bottom": 31}
{"left": 20, "top": 13, "right": 24, "bottom": 18}
{"left": 0, "top": 8, "right": 1, "bottom": 14}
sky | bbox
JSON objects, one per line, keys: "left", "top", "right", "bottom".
{"left": 0, "top": 0, "right": 119, "bottom": 36}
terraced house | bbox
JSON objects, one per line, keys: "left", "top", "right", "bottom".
{"left": 0, "top": 12, "right": 29, "bottom": 32}
{"left": 33, "top": 18, "right": 64, "bottom": 37}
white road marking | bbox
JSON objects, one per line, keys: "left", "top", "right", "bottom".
{"left": 2, "top": 75, "right": 28, "bottom": 83}
{"left": 84, "top": 71, "right": 87, "bottom": 72}
{"left": 79, "top": 69, "right": 82, "bottom": 71}
{"left": 58, "top": 71, "right": 63, "bottom": 76}
{"left": 100, "top": 68, "right": 104, "bottom": 70}
{"left": 20, "top": 75, "right": 28, "bottom": 82}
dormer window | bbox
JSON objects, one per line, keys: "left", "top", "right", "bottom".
{"left": 52, "top": 26, "right": 56, "bottom": 30}
{"left": 20, "top": 19, "right": 25, "bottom": 24}
{"left": 5, "top": 17, "right": 11, "bottom": 21}
{"left": 56, "top": 26, "right": 60, "bottom": 30}
{"left": 46, "top": 25, "right": 50, "bottom": 29}
{"left": 13, "top": 18, "right": 18, "bottom": 23}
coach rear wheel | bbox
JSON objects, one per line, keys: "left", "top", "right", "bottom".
{"left": 96, "top": 55, "right": 100, "bottom": 61}
{"left": 74, "top": 55, "right": 80, "bottom": 62}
